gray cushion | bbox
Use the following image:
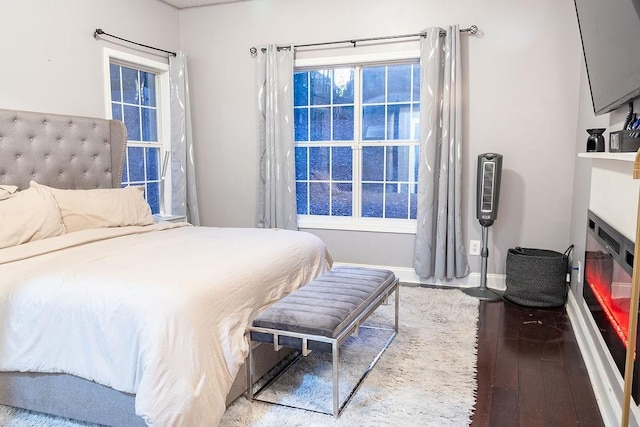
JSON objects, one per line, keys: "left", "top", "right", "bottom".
{"left": 251, "top": 266, "right": 396, "bottom": 351}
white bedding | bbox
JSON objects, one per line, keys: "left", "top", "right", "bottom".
{"left": 0, "top": 224, "right": 331, "bottom": 426}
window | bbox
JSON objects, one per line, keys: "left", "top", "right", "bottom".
{"left": 103, "top": 49, "right": 170, "bottom": 215}
{"left": 294, "top": 60, "right": 420, "bottom": 233}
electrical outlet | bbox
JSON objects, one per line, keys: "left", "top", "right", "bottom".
{"left": 469, "top": 240, "right": 480, "bottom": 256}
{"left": 577, "top": 261, "right": 582, "bottom": 283}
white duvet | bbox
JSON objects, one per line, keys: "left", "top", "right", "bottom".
{"left": 0, "top": 223, "right": 331, "bottom": 426}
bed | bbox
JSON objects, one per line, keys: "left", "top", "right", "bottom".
{"left": 0, "top": 108, "right": 332, "bottom": 426}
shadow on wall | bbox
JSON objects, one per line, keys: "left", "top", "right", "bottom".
{"left": 491, "top": 168, "right": 525, "bottom": 274}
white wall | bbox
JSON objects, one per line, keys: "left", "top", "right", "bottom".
{"left": 1, "top": 0, "right": 584, "bottom": 281}
{"left": 568, "top": 57, "right": 636, "bottom": 294}
{"left": 0, "top": 0, "right": 179, "bottom": 119}
{"left": 567, "top": 46, "right": 640, "bottom": 427}
{"left": 180, "top": 0, "right": 583, "bottom": 279}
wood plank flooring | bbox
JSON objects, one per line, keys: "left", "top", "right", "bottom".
{"left": 471, "top": 298, "right": 604, "bottom": 426}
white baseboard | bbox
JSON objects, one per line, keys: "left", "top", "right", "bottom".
{"left": 566, "top": 290, "right": 640, "bottom": 427}
{"left": 331, "top": 262, "right": 506, "bottom": 290}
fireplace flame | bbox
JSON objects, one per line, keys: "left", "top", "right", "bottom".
{"left": 588, "top": 280, "right": 631, "bottom": 351}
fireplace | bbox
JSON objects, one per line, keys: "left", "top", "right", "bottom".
{"left": 583, "top": 210, "right": 637, "bottom": 401}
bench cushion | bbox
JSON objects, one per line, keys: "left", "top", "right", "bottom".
{"left": 251, "top": 266, "right": 396, "bottom": 341}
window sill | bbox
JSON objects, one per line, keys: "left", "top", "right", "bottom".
{"left": 297, "top": 216, "right": 417, "bottom": 234}
{"left": 153, "top": 214, "right": 187, "bottom": 223}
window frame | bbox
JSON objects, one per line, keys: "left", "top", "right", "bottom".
{"left": 295, "top": 50, "right": 421, "bottom": 234}
{"left": 102, "top": 48, "right": 172, "bottom": 216}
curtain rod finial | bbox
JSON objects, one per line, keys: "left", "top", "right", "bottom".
{"left": 466, "top": 25, "right": 484, "bottom": 38}
{"left": 94, "top": 28, "right": 104, "bottom": 39}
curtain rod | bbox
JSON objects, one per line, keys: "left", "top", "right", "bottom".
{"left": 94, "top": 28, "right": 177, "bottom": 57}
{"left": 249, "top": 25, "right": 479, "bottom": 56}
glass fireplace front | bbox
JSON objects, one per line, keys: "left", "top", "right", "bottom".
{"left": 583, "top": 210, "right": 637, "bottom": 401}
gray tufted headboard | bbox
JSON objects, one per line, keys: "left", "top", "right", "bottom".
{"left": 0, "top": 108, "right": 126, "bottom": 191}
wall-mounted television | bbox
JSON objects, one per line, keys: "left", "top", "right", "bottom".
{"left": 574, "top": 0, "right": 640, "bottom": 115}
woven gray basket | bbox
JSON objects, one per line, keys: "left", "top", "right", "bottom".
{"left": 504, "top": 246, "right": 573, "bottom": 307}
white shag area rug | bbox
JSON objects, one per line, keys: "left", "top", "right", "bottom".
{"left": 0, "top": 286, "right": 479, "bottom": 427}
{"left": 221, "top": 286, "right": 479, "bottom": 426}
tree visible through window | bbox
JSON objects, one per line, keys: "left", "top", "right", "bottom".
{"left": 294, "top": 62, "right": 420, "bottom": 225}
{"left": 109, "top": 62, "right": 162, "bottom": 214}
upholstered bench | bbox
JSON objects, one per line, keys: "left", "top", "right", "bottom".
{"left": 246, "top": 266, "right": 399, "bottom": 417}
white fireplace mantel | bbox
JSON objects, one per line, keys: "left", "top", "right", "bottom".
{"left": 572, "top": 151, "right": 640, "bottom": 426}
{"left": 578, "top": 152, "right": 637, "bottom": 162}
{"left": 579, "top": 153, "right": 640, "bottom": 242}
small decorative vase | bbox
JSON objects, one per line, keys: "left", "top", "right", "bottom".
{"left": 586, "top": 128, "right": 606, "bottom": 152}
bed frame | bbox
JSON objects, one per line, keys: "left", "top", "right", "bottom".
{"left": 0, "top": 108, "right": 290, "bottom": 426}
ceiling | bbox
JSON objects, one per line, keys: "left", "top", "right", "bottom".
{"left": 159, "top": 0, "right": 243, "bottom": 8}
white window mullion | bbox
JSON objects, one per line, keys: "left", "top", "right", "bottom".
{"left": 330, "top": 147, "right": 334, "bottom": 216}
{"left": 382, "top": 145, "right": 387, "bottom": 218}
{"left": 352, "top": 65, "right": 363, "bottom": 219}
{"left": 381, "top": 67, "right": 389, "bottom": 219}
{"left": 353, "top": 145, "right": 361, "bottom": 219}
{"left": 384, "top": 67, "right": 389, "bottom": 141}
{"left": 329, "top": 70, "right": 334, "bottom": 142}
{"left": 307, "top": 72, "right": 311, "bottom": 142}
{"left": 306, "top": 147, "right": 311, "bottom": 214}
{"left": 327, "top": 70, "right": 334, "bottom": 216}
{"left": 328, "top": 71, "right": 334, "bottom": 217}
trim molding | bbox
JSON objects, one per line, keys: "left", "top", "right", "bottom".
{"left": 331, "top": 262, "right": 506, "bottom": 290}
{"left": 566, "top": 290, "right": 640, "bottom": 427}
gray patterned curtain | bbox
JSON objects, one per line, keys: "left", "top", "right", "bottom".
{"left": 256, "top": 45, "right": 298, "bottom": 230}
{"left": 414, "top": 26, "right": 470, "bottom": 280}
{"left": 169, "top": 51, "right": 200, "bottom": 225}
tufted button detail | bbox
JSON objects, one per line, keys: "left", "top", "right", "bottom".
{"left": 15, "top": 154, "right": 20, "bottom": 159}
{"left": 43, "top": 120, "right": 47, "bottom": 125}
{"left": 29, "top": 137, "right": 33, "bottom": 142}
{"left": 44, "top": 154, "right": 50, "bottom": 159}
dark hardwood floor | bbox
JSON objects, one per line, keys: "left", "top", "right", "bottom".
{"left": 470, "top": 298, "right": 604, "bottom": 426}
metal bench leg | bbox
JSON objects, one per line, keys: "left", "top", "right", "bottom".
{"left": 394, "top": 285, "right": 400, "bottom": 333}
{"left": 332, "top": 340, "right": 339, "bottom": 418}
{"left": 248, "top": 276, "right": 399, "bottom": 418}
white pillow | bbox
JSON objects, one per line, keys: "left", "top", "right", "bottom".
{"left": 0, "top": 185, "right": 18, "bottom": 201}
{"left": 31, "top": 182, "right": 154, "bottom": 233}
{"left": 0, "top": 185, "right": 66, "bottom": 249}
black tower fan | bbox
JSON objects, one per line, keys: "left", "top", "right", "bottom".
{"left": 464, "top": 153, "right": 503, "bottom": 301}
